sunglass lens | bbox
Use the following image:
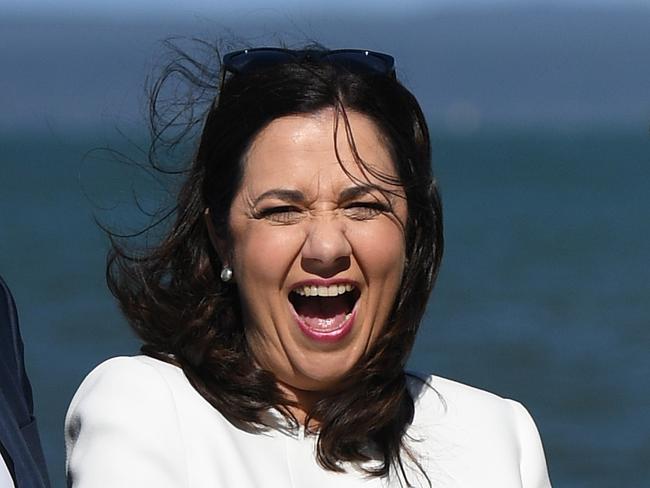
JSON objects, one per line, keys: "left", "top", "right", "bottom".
{"left": 226, "top": 50, "right": 296, "bottom": 74}
{"left": 224, "top": 49, "right": 394, "bottom": 76}
{"left": 324, "top": 51, "right": 394, "bottom": 75}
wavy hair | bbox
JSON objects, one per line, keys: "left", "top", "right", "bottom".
{"left": 107, "top": 40, "right": 443, "bottom": 485}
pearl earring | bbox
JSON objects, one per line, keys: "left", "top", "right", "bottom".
{"left": 220, "top": 265, "right": 233, "bottom": 283}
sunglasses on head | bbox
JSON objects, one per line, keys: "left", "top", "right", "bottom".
{"left": 222, "top": 48, "right": 396, "bottom": 78}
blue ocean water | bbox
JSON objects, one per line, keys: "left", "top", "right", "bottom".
{"left": 1, "top": 127, "right": 648, "bottom": 487}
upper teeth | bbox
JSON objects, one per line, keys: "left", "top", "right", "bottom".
{"left": 294, "top": 284, "right": 354, "bottom": 297}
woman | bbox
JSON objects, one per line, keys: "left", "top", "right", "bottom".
{"left": 65, "top": 46, "right": 551, "bottom": 487}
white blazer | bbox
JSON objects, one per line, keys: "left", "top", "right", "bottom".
{"left": 65, "top": 356, "right": 552, "bottom": 487}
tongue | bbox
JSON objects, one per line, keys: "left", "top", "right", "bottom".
{"left": 294, "top": 295, "right": 350, "bottom": 332}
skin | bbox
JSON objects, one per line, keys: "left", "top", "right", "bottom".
{"left": 214, "top": 108, "right": 407, "bottom": 418}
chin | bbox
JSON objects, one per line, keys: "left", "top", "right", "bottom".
{"left": 289, "top": 347, "right": 366, "bottom": 393}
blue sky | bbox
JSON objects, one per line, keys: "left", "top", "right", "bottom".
{"left": 3, "top": 0, "right": 648, "bottom": 131}
{"left": 4, "top": 0, "right": 648, "bottom": 18}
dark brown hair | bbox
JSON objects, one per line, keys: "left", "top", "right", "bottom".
{"left": 107, "top": 40, "right": 443, "bottom": 485}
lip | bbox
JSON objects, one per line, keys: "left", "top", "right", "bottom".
{"left": 288, "top": 278, "right": 359, "bottom": 343}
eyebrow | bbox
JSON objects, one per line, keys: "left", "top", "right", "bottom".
{"left": 252, "top": 184, "right": 383, "bottom": 206}
{"left": 339, "top": 184, "right": 377, "bottom": 201}
{"left": 252, "top": 189, "right": 305, "bottom": 206}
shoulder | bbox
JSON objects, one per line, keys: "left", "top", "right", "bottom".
{"left": 66, "top": 355, "right": 194, "bottom": 433}
{"left": 67, "top": 355, "right": 189, "bottom": 422}
{"left": 69, "top": 355, "right": 184, "bottom": 401}
{"left": 65, "top": 356, "right": 192, "bottom": 487}
{"left": 407, "top": 372, "right": 524, "bottom": 421}
{"left": 0, "top": 274, "right": 21, "bottom": 373}
{"left": 0, "top": 276, "right": 50, "bottom": 488}
{"left": 406, "top": 373, "right": 552, "bottom": 487}
{"left": 406, "top": 372, "right": 526, "bottom": 451}
{"left": 72, "top": 354, "right": 183, "bottom": 383}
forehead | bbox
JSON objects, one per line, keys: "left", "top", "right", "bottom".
{"left": 240, "top": 109, "right": 398, "bottom": 192}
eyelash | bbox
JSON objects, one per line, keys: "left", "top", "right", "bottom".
{"left": 256, "top": 201, "right": 390, "bottom": 223}
{"left": 344, "top": 201, "right": 390, "bottom": 219}
{"left": 256, "top": 206, "right": 302, "bottom": 223}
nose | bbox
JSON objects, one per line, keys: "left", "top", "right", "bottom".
{"left": 301, "top": 216, "right": 351, "bottom": 276}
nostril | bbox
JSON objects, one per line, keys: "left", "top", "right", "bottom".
{"left": 300, "top": 255, "right": 351, "bottom": 277}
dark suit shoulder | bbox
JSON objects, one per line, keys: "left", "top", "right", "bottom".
{"left": 0, "top": 274, "right": 50, "bottom": 488}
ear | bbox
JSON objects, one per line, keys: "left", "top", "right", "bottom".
{"left": 204, "top": 208, "right": 230, "bottom": 266}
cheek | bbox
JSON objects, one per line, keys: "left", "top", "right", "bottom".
{"left": 349, "top": 222, "right": 406, "bottom": 279}
{"left": 231, "top": 223, "right": 304, "bottom": 288}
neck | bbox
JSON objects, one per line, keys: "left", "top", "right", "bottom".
{"left": 277, "top": 381, "right": 326, "bottom": 428}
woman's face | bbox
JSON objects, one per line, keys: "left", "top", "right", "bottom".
{"left": 224, "top": 108, "right": 407, "bottom": 406}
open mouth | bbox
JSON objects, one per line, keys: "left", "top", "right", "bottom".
{"left": 288, "top": 283, "right": 360, "bottom": 336}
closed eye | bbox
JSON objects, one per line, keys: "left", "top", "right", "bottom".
{"left": 256, "top": 205, "right": 304, "bottom": 224}
{"left": 343, "top": 201, "right": 390, "bottom": 220}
